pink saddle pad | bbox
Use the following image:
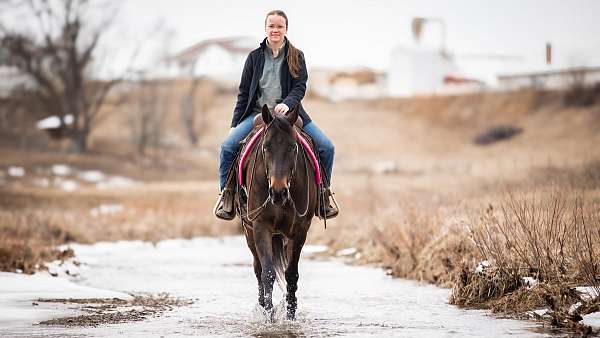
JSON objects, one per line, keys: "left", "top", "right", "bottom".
{"left": 238, "top": 128, "right": 321, "bottom": 186}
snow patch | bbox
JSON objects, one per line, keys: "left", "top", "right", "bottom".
{"left": 79, "top": 170, "right": 106, "bottom": 182}
{"left": 583, "top": 311, "right": 600, "bottom": 328}
{"left": 569, "top": 302, "right": 582, "bottom": 316}
{"left": 576, "top": 286, "right": 600, "bottom": 301}
{"left": 58, "top": 179, "right": 79, "bottom": 192}
{"left": 97, "top": 176, "right": 137, "bottom": 189}
{"left": 372, "top": 160, "right": 398, "bottom": 174}
{"left": 522, "top": 276, "right": 538, "bottom": 288}
{"left": 336, "top": 247, "right": 357, "bottom": 256}
{"left": 51, "top": 164, "right": 72, "bottom": 176}
{"left": 475, "top": 260, "right": 491, "bottom": 274}
{"left": 8, "top": 166, "right": 25, "bottom": 177}
{"left": 528, "top": 308, "right": 550, "bottom": 318}
{"left": 90, "top": 204, "right": 124, "bottom": 217}
{"left": 303, "top": 244, "right": 329, "bottom": 254}
{"left": 33, "top": 178, "right": 50, "bottom": 188}
{"left": 46, "top": 258, "right": 80, "bottom": 277}
{"left": 36, "top": 114, "right": 73, "bottom": 130}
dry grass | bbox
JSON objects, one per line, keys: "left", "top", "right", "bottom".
{"left": 0, "top": 185, "right": 241, "bottom": 273}
{"left": 450, "top": 188, "right": 600, "bottom": 331}
{"left": 0, "top": 212, "right": 77, "bottom": 273}
{"left": 370, "top": 201, "right": 474, "bottom": 286}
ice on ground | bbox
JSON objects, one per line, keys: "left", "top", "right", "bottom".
{"left": 8, "top": 166, "right": 25, "bottom": 177}
{"left": 97, "top": 176, "right": 137, "bottom": 189}
{"left": 51, "top": 164, "right": 72, "bottom": 176}
{"left": 0, "top": 271, "right": 131, "bottom": 328}
{"left": 90, "top": 204, "right": 124, "bottom": 217}
{"left": 79, "top": 170, "right": 106, "bottom": 182}
{"left": 475, "top": 260, "right": 491, "bottom": 273}
{"left": 336, "top": 247, "right": 357, "bottom": 256}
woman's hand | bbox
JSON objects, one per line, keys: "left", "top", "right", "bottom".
{"left": 274, "top": 103, "right": 289, "bottom": 114}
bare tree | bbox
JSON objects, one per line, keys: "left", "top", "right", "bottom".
{"left": 179, "top": 78, "right": 216, "bottom": 146}
{"left": 127, "top": 76, "right": 167, "bottom": 156}
{"left": 179, "top": 78, "right": 200, "bottom": 145}
{"left": 0, "top": 0, "right": 118, "bottom": 152}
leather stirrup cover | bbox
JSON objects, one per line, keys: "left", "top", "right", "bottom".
{"left": 223, "top": 190, "right": 234, "bottom": 213}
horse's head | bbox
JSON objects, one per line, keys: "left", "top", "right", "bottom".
{"left": 260, "top": 104, "right": 299, "bottom": 206}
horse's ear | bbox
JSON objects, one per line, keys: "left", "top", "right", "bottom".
{"left": 261, "top": 104, "right": 273, "bottom": 124}
{"left": 286, "top": 105, "right": 299, "bottom": 126}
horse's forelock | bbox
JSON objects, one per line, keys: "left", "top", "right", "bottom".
{"left": 270, "top": 114, "right": 294, "bottom": 135}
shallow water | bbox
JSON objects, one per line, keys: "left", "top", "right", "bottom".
{"left": 2, "top": 236, "right": 548, "bottom": 337}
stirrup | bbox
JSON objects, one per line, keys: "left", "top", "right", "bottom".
{"left": 324, "top": 190, "right": 339, "bottom": 219}
{"left": 317, "top": 187, "right": 340, "bottom": 220}
{"left": 213, "top": 190, "right": 235, "bottom": 221}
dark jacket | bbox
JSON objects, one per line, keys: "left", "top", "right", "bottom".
{"left": 230, "top": 38, "right": 311, "bottom": 127}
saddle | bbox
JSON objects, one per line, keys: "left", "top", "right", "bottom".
{"left": 238, "top": 115, "right": 320, "bottom": 187}
{"left": 224, "top": 114, "right": 329, "bottom": 225}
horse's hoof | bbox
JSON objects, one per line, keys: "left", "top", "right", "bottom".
{"left": 286, "top": 312, "right": 296, "bottom": 321}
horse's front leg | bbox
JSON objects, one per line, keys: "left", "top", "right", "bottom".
{"left": 244, "top": 227, "right": 264, "bottom": 308}
{"left": 285, "top": 232, "right": 306, "bottom": 320}
{"left": 254, "top": 225, "right": 275, "bottom": 320}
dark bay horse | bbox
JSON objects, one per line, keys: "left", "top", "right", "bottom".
{"left": 238, "top": 105, "right": 317, "bottom": 321}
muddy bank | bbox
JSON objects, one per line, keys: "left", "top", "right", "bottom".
{"left": 38, "top": 293, "right": 192, "bottom": 327}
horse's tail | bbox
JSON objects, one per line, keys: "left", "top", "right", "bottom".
{"left": 272, "top": 233, "right": 288, "bottom": 292}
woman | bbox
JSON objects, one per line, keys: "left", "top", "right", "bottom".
{"left": 215, "top": 9, "right": 337, "bottom": 220}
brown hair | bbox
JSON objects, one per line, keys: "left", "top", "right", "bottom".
{"left": 265, "top": 10, "right": 301, "bottom": 78}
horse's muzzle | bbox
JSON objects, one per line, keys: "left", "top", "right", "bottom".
{"left": 269, "top": 186, "right": 289, "bottom": 206}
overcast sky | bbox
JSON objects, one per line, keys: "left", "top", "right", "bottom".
{"left": 4, "top": 0, "right": 600, "bottom": 81}
{"left": 109, "top": 0, "right": 600, "bottom": 73}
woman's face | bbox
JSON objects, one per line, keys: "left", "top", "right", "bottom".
{"left": 265, "top": 14, "right": 287, "bottom": 45}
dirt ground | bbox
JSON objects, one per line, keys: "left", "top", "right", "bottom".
{"left": 37, "top": 293, "right": 193, "bottom": 327}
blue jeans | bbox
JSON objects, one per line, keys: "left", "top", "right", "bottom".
{"left": 218, "top": 117, "right": 335, "bottom": 190}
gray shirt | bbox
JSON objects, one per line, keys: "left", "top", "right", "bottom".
{"left": 253, "top": 41, "right": 286, "bottom": 115}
